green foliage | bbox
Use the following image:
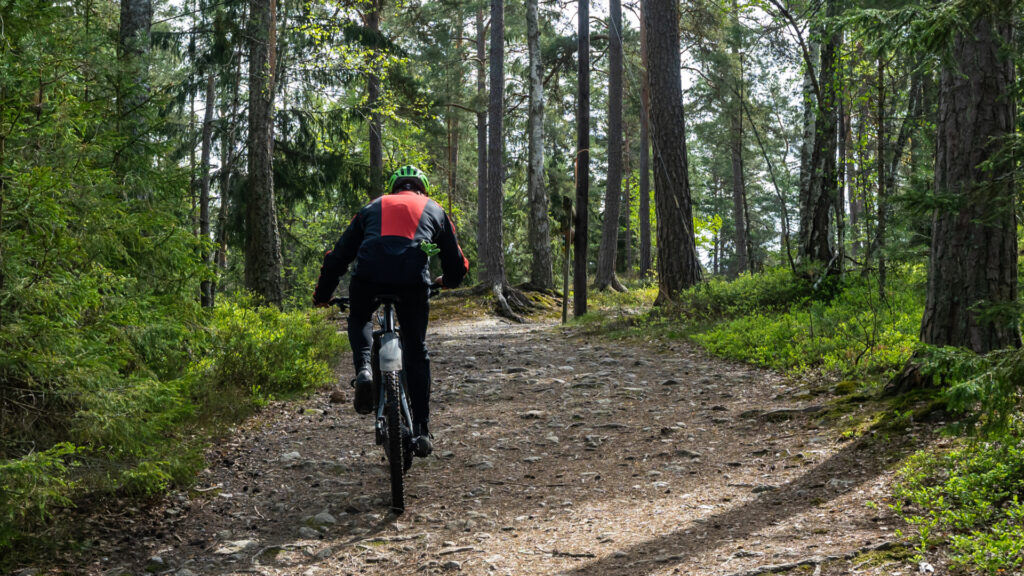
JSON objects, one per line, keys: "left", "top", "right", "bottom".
{"left": 0, "top": 443, "right": 79, "bottom": 551}
{"left": 189, "top": 296, "right": 348, "bottom": 404}
{"left": 693, "top": 270, "right": 923, "bottom": 379}
{"left": 892, "top": 437, "right": 1024, "bottom": 574}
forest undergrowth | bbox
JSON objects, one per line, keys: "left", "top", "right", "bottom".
{"left": 582, "top": 268, "right": 1024, "bottom": 574}
{"left": 0, "top": 296, "right": 348, "bottom": 567}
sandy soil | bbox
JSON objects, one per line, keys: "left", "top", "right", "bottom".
{"left": 74, "top": 315, "right": 931, "bottom": 576}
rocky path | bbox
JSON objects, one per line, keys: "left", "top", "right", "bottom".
{"left": 86, "top": 317, "right": 915, "bottom": 576}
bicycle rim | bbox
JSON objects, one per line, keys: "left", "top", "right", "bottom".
{"left": 383, "top": 371, "right": 405, "bottom": 513}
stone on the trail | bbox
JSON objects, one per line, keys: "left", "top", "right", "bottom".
{"left": 505, "top": 367, "right": 527, "bottom": 373}
{"left": 279, "top": 451, "right": 301, "bottom": 463}
{"left": 16, "top": 569, "right": 40, "bottom": 576}
{"left": 214, "top": 539, "right": 259, "bottom": 555}
{"left": 299, "top": 526, "right": 320, "bottom": 538}
{"left": 732, "top": 549, "right": 763, "bottom": 559}
{"left": 303, "top": 408, "right": 324, "bottom": 416}
{"left": 675, "top": 449, "right": 702, "bottom": 459}
{"left": 441, "top": 560, "right": 463, "bottom": 571}
{"left": 519, "top": 410, "right": 546, "bottom": 419}
{"left": 545, "top": 435, "right": 559, "bottom": 444}
{"left": 144, "top": 556, "right": 166, "bottom": 573}
{"left": 752, "top": 485, "right": 777, "bottom": 494}
{"left": 558, "top": 365, "right": 574, "bottom": 372}
{"left": 827, "top": 478, "right": 854, "bottom": 491}
{"left": 660, "top": 379, "right": 680, "bottom": 386}
{"left": 522, "top": 456, "right": 542, "bottom": 463}
{"left": 612, "top": 550, "right": 628, "bottom": 558}
{"left": 175, "top": 570, "right": 197, "bottom": 576}
{"left": 599, "top": 357, "right": 617, "bottom": 365}
{"left": 217, "top": 529, "right": 233, "bottom": 539}
{"left": 312, "top": 511, "right": 337, "bottom": 525}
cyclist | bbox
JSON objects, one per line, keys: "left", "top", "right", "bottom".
{"left": 313, "top": 165, "right": 469, "bottom": 457}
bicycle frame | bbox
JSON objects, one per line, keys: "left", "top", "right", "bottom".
{"left": 373, "top": 301, "right": 414, "bottom": 449}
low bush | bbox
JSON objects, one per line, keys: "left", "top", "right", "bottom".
{"left": 0, "top": 295, "right": 347, "bottom": 564}
{"left": 892, "top": 436, "right": 1024, "bottom": 574}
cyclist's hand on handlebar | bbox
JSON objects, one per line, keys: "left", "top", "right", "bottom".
{"left": 313, "top": 298, "right": 330, "bottom": 308}
{"left": 329, "top": 297, "right": 350, "bottom": 311}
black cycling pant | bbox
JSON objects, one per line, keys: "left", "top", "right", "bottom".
{"left": 347, "top": 277, "right": 432, "bottom": 427}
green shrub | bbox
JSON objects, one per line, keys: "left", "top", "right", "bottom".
{"left": 189, "top": 297, "right": 348, "bottom": 404}
{"left": 893, "top": 437, "right": 1024, "bottom": 574}
{"left": 691, "top": 271, "right": 923, "bottom": 380}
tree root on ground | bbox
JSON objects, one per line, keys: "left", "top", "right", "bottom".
{"left": 594, "top": 275, "right": 628, "bottom": 293}
{"left": 719, "top": 541, "right": 899, "bottom": 576}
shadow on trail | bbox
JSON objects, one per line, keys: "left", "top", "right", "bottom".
{"left": 559, "top": 433, "right": 914, "bottom": 576}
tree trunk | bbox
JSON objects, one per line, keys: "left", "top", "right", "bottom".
{"left": 594, "top": 0, "right": 625, "bottom": 292}
{"left": 215, "top": 55, "right": 240, "bottom": 273}
{"left": 875, "top": 57, "right": 887, "bottom": 300}
{"left": 920, "top": 4, "right": 1019, "bottom": 353}
{"left": 485, "top": 0, "right": 506, "bottom": 286}
{"left": 245, "top": 0, "right": 284, "bottom": 306}
{"left": 728, "top": 7, "right": 748, "bottom": 278}
{"left": 643, "top": 0, "right": 703, "bottom": 303}
{"left": 367, "top": 0, "right": 383, "bottom": 200}
{"left": 573, "top": 0, "right": 590, "bottom": 316}
{"left": 638, "top": 7, "right": 652, "bottom": 279}
{"left": 475, "top": 8, "right": 488, "bottom": 277}
{"left": 621, "top": 123, "right": 633, "bottom": 275}
{"left": 526, "top": 0, "right": 553, "bottom": 290}
{"left": 798, "top": 0, "right": 838, "bottom": 270}
{"left": 199, "top": 74, "right": 216, "bottom": 307}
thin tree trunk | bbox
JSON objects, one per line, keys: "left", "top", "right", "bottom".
{"left": 367, "top": 0, "right": 383, "bottom": 200}
{"left": 118, "top": 0, "right": 152, "bottom": 142}
{"left": 526, "top": 0, "right": 553, "bottom": 290}
{"left": 621, "top": 123, "right": 633, "bottom": 276}
{"left": 244, "top": 0, "right": 284, "bottom": 306}
{"left": 638, "top": 7, "right": 652, "bottom": 279}
{"left": 199, "top": 74, "right": 215, "bottom": 307}
{"left": 875, "top": 57, "right": 887, "bottom": 299}
{"left": 644, "top": 0, "right": 703, "bottom": 303}
{"left": 485, "top": 0, "right": 506, "bottom": 286}
{"left": 594, "top": 0, "right": 626, "bottom": 292}
{"left": 798, "top": 0, "right": 838, "bottom": 270}
{"left": 215, "top": 55, "right": 240, "bottom": 273}
{"left": 475, "top": 8, "right": 488, "bottom": 277}
{"left": 574, "top": 0, "right": 590, "bottom": 316}
{"left": 919, "top": 3, "right": 1019, "bottom": 353}
{"left": 835, "top": 34, "right": 847, "bottom": 278}
{"left": 728, "top": 6, "right": 748, "bottom": 277}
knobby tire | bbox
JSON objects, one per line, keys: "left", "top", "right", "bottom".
{"left": 384, "top": 370, "right": 405, "bottom": 513}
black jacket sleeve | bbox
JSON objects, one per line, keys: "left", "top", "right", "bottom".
{"left": 312, "top": 212, "right": 364, "bottom": 303}
{"left": 435, "top": 212, "right": 470, "bottom": 288}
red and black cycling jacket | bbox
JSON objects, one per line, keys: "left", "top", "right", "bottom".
{"left": 313, "top": 191, "right": 470, "bottom": 303}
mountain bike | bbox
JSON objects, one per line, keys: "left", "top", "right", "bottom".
{"left": 331, "top": 286, "right": 439, "bottom": 513}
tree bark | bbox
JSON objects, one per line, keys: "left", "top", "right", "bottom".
{"left": 526, "top": 0, "right": 553, "bottom": 290}
{"left": 594, "top": 0, "right": 625, "bottom": 293}
{"left": 475, "top": 8, "right": 489, "bottom": 277}
{"left": 638, "top": 6, "right": 652, "bottom": 279}
{"left": 215, "top": 55, "right": 240, "bottom": 273}
{"left": 244, "top": 0, "right": 284, "bottom": 306}
{"left": 798, "top": 0, "right": 838, "bottom": 270}
{"left": 728, "top": 5, "right": 748, "bottom": 277}
{"left": 574, "top": 0, "right": 590, "bottom": 316}
{"left": 643, "top": 0, "right": 703, "bottom": 303}
{"left": 367, "top": 0, "right": 383, "bottom": 200}
{"left": 485, "top": 0, "right": 506, "bottom": 286}
{"left": 920, "top": 3, "right": 1020, "bottom": 353}
{"left": 199, "top": 74, "right": 215, "bottom": 307}
{"left": 875, "top": 57, "right": 887, "bottom": 300}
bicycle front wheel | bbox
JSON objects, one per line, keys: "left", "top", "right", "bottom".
{"left": 383, "top": 370, "right": 405, "bottom": 513}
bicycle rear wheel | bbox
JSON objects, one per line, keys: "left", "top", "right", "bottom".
{"left": 383, "top": 370, "right": 405, "bottom": 513}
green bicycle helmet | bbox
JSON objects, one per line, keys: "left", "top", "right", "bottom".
{"left": 387, "top": 165, "right": 430, "bottom": 195}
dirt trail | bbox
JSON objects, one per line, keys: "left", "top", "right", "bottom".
{"left": 85, "top": 317, "right": 915, "bottom": 576}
